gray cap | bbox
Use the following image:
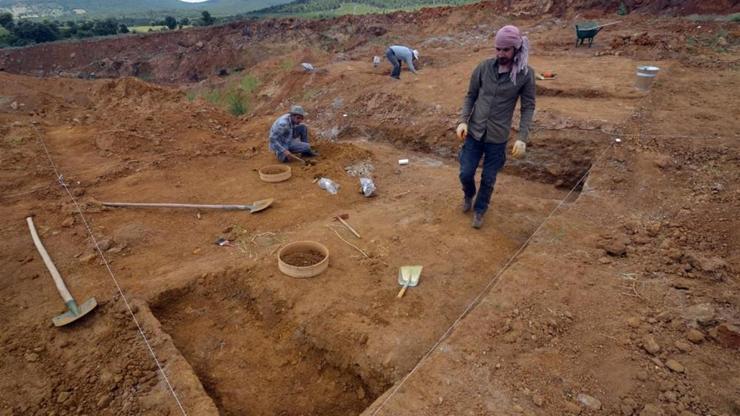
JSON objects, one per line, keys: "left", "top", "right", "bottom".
{"left": 289, "top": 105, "right": 307, "bottom": 116}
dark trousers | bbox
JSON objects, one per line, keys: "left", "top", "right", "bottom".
{"left": 385, "top": 48, "right": 401, "bottom": 79}
{"left": 293, "top": 124, "right": 308, "bottom": 143}
{"left": 458, "top": 135, "right": 507, "bottom": 214}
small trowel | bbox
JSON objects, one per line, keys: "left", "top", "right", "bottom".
{"left": 397, "top": 265, "right": 422, "bottom": 298}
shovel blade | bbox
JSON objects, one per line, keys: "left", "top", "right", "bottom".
{"left": 53, "top": 298, "right": 97, "bottom": 327}
{"left": 397, "top": 266, "right": 423, "bottom": 287}
{"left": 249, "top": 198, "right": 274, "bottom": 213}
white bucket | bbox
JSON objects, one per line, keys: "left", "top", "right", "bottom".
{"left": 635, "top": 65, "right": 660, "bottom": 91}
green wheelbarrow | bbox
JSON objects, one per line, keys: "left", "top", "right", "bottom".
{"left": 575, "top": 21, "right": 620, "bottom": 47}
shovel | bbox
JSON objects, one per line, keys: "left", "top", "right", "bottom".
{"left": 26, "top": 217, "right": 97, "bottom": 326}
{"left": 397, "top": 265, "right": 422, "bottom": 298}
{"left": 101, "top": 198, "right": 274, "bottom": 213}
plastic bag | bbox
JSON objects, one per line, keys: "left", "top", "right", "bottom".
{"left": 318, "top": 177, "right": 340, "bottom": 195}
{"left": 359, "top": 177, "right": 376, "bottom": 197}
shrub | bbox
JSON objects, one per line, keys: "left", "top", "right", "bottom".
{"left": 240, "top": 74, "right": 260, "bottom": 93}
{"left": 227, "top": 92, "right": 247, "bottom": 116}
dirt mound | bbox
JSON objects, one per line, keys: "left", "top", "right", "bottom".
{"left": 1, "top": 0, "right": 736, "bottom": 84}
{"left": 93, "top": 77, "right": 183, "bottom": 104}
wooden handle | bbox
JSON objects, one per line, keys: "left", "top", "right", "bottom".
{"left": 288, "top": 153, "right": 307, "bottom": 164}
{"left": 337, "top": 217, "right": 361, "bottom": 238}
{"left": 26, "top": 217, "right": 74, "bottom": 303}
{"left": 397, "top": 283, "right": 409, "bottom": 298}
{"left": 596, "top": 21, "right": 620, "bottom": 28}
{"left": 102, "top": 202, "right": 253, "bottom": 210}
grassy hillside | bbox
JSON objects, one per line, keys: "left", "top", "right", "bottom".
{"left": 0, "top": 0, "right": 293, "bottom": 19}
{"left": 247, "top": 0, "right": 481, "bottom": 17}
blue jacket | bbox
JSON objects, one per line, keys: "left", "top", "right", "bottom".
{"left": 268, "top": 113, "right": 294, "bottom": 154}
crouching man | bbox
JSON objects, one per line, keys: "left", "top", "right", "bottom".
{"left": 268, "top": 105, "right": 317, "bottom": 162}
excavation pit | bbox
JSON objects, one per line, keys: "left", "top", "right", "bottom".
{"left": 151, "top": 273, "right": 384, "bottom": 416}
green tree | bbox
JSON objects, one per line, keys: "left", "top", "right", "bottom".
{"left": 181, "top": 17, "right": 190, "bottom": 26}
{"left": 65, "top": 20, "right": 78, "bottom": 34}
{"left": 0, "top": 12, "right": 13, "bottom": 30}
{"left": 13, "top": 20, "right": 59, "bottom": 44}
{"left": 164, "top": 16, "right": 177, "bottom": 30}
{"left": 92, "top": 18, "right": 118, "bottom": 36}
{"left": 119, "top": 23, "right": 129, "bottom": 33}
{"left": 200, "top": 10, "right": 214, "bottom": 26}
{"left": 0, "top": 26, "right": 17, "bottom": 47}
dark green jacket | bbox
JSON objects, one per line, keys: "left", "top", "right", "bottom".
{"left": 460, "top": 58, "right": 536, "bottom": 144}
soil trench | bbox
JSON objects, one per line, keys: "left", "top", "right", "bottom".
{"left": 143, "top": 145, "right": 568, "bottom": 415}
{"left": 153, "top": 272, "right": 378, "bottom": 416}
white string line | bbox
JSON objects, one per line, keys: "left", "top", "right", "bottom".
{"left": 32, "top": 128, "right": 189, "bottom": 416}
{"left": 370, "top": 140, "right": 616, "bottom": 416}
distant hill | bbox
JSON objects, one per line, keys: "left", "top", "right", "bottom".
{"left": 246, "top": 0, "right": 482, "bottom": 17}
{"left": 0, "top": 0, "right": 293, "bottom": 19}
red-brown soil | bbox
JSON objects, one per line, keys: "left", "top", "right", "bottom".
{"left": 0, "top": 2, "right": 738, "bottom": 416}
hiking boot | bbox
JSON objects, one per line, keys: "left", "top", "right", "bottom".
{"left": 472, "top": 212, "right": 484, "bottom": 229}
{"left": 302, "top": 149, "right": 319, "bottom": 157}
{"left": 462, "top": 197, "right": 473, "bottom": 213}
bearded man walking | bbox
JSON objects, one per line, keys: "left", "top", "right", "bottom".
{"left": 456, "top": 25, "right": 536, "bottom": 229}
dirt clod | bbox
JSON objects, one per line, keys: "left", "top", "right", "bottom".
{"left": 716, "top": 324, "right": 740, "bottom": 349}
{"left": 665, "top": 359, "right": 685, "bottom": 373}
{"left": 642, "top": 335, "right": 661, "bottom": 355}
{"left": 686, "top": 329, "right": 705, "bottom": 344}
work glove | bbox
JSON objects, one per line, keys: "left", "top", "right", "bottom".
{"left": 511, "top": 140, "right": 526, "bottom": 158}
{"left": 456, "top": 123, "right": 468, "bottom": 140}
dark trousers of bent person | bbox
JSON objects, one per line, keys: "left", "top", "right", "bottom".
{"left": 458, "top": 135, "right": 507, "bottom": 214}
{"left": 385, "top": 48, "right": 402, "bottom": 79}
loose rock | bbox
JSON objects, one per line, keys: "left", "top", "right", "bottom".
{"left": 97, "top": 393, "right": 112, "bottom": 408}
{"left": 79, "top": 253, "right": 97, "bottom": 264}
{"left": 642, "top": 335, "right": 661, "bottom": 355}
{"left": 57, "top": 391, "right": 71, "bottom": 404}
{"left": 603, "top": 241, "right": 627, "bottom": 257}
{"left": 621, "top": 398, "right": 638, "bottom": 415}
{"left": 96, "top": 238, "right": 114, "bottom": 252}
{"left": 665, "top": 359, "right": 685, "bottom": 373}
{"left": 686, "top": 329, "right": 704, "bottom": 344}
{"left": 716, "top": 323, "right": 740, "bottom": 349}
{"left": 674, "top": 340, "right": 692, "bottom": 352}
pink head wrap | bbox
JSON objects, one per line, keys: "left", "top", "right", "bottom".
{"left": 494, "top": 25, "right": 529, "bottom": 84}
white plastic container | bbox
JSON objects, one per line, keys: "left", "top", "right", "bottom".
{"left": 398, "top": 159, "right": 409, "bottom": 165}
